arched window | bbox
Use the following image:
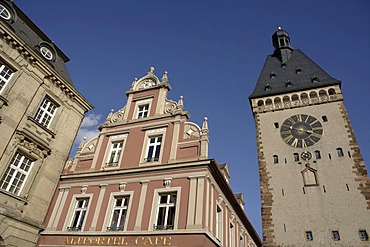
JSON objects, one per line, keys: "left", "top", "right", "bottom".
{"left": 336, "top": 148, "right": 344, "bottom": 157}
{"left": 309, "top": 91, "right": 318, "bottom": 99}
{"left": 292, "top": 94, "right": 299, "bottom": 102}
{"left": 283, "top": 96, "right": 290, "bottom": 103}
{"left": 314, "top": 150, "right": 321, "bottom": 159}
{"left": 266, "top": 99, "right": 273, "bottom": 105}
{"left": 328, "top": 88, "right": 336, "bottom": 95}
{"left": 300, "top": 93, "right": 308, "bottom": 101}
{"left": 273, "top": 155, "right": 279, "bottom": 164}
{"left": 257, "top": 100, "right": 264, "bottom": 106}
{"left": 319, "top": 90, "right": 327, "bottom": 97}
{"left": 293, "top": 153, "right": 299, "bottom": 162}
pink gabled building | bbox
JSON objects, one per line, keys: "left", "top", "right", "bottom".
{"left": 38, "top": 67, "right": 261, "bottom": 247}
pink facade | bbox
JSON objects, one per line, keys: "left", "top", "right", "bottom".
{"left": 38, "top": 68, "right": 261, "bottom": 247}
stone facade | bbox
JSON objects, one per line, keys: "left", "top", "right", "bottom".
{"left": 38, "top": 68, "right": 261, "bottom": 247}
{"left": 0, "top": 1, "right": 92, "bottom": 246}
{"left": 250, "top": 28, "right": 370, "bottom": 246}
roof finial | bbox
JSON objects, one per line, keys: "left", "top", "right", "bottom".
{"left": 277, "top": 25, "right": 282, "bottom": 31}
{"left": 148, "top": 66, "right": 155, "bottom": 74}
{"left": 161, "top": 71, "right": 168, "bottom": 83}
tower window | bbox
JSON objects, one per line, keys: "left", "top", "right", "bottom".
{"left": 359, "top": 230, "right": 369, "bottom": 241}
{"left": 293, "top": 153, "right": 299, "bottom": 162}
{"left": 322, "top": 116, "right": 328, "bottom": 122}
{"left": 348, "top": 151, "right": 351, "bottom": 158}
{"left": 274, "top": 122, "right": 279, "bottom": 128}
{"left": 314, "top": 150, "right": 321, "bottom": 159}
{"left": 336, "top": 148, "right": 344, "bottom": 157}
{"left": 306, "top": 231, "right": 313, "bottom": 241}
{"left": 273, "top": 155, "right": 279, "bottom": 164}
{"left": 0, "top": 4, "right": 12, "bottom": 20}
{"left": 332, "top": 231, "right": 340, "bottom": 241}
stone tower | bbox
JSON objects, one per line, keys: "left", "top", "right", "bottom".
{"left": 249, "top": 27, "right": 370, "bottom": 246}
{"left": 0, "top": 1, "right": 92, "bottom": 246}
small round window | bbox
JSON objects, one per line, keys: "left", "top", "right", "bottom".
{"left": 40, "top": 46, "right": 54, "bottom": 61}
{"left": 0, "top": 4, "right": 11, "bottom": 20}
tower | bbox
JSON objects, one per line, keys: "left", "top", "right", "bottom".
{"left": 0, "top": 1, "right": 92, "bottom": 246}
{"left": 249, "top": 27, "right": 370, "bottom": 246}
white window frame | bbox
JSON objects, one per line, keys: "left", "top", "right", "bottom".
{"left": 34, "top": 97, "right": 58, "bottom": 128}
{"left": 106, "top": 141, "right": 124, "bottom": 167}
{"left": 150, "top": 187, "right": 181, "bottom": 231}
{"left": 216, "top": 204, "right": 223, "bottom": 242}
{"left": 108, "top": 196, "right": 130, "bottom": 231}
{"left": 40, "top": 46, "right": 54, "bottom": 61}
{"left": 137, "top": 104, "right": 149, "bottom": 119}
{"left": 134, "top": 98, "right": 152, "bottom": 120}
{"left": 141, "top": 128, "right": 166, "bottom": 164}
{"left": 0, "top": 62, "right": 14, "bottom": 94}
{"left": 145, "top": 135, "right": 162, "bottom": 162}
{"left": 103, "top": 134, "right": 127, "bottom": 169}
{"left": 229, "top": 222, "right": 235, "bottom": 247}
{"left": 103, "top": 191, "right": 133, "bottom": 232}
{"left": 63, "top": 193, "right": 93, "bottom": 232}
{"left": 68, "top": 198, "right": 89, "bottom": 231}
{"left": 0, "top": 152, "right": 34, "bottom": 196}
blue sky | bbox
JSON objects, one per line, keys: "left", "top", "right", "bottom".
{"left": 17, "top": 0, "right": 370, "bottom": 236}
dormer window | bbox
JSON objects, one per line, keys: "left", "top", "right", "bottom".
{"left": 285, "top": 81, "right": 293, "bottom": 87}
{"left": 137, "top": 104, "right": 149, "bottom": 119}
{"left": 311, "top": 76, "right": 319, "bottom": 83}
{"left": 0, "top": 4, "right": 11, "bottom": 20}
{"left": 265, "top": 85, "right": 271, "bottom": 91}
{"left": 40, "top": 45, "right": 54, "bottom": 61}
{"left": 281, "top": 63, "right": 287, "bottom": 68}
{"left": 270, "top": 73, "right": 276, "bottom": 79}
{"left": 295, "top": 68, "right": 302, "bottom": 74}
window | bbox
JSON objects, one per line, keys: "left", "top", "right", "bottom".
{"left": 322, "top": 116, "right": 328, "bottom": 122}
{"left": 293, "top": 153, "right": 299, "bottom": 162}
{"left": 306, "top": 231, "right": 313, "bottom": 241}
{"left": 108, "top": 196, "right": 129, "bottom": 231}
{"left": 154, "top": 193, "right": 176, "bottom": 230}
{"left": 314, "top": 150, "right": 321, "bottom": 159}
{"left": 137, "top": 104, "right": 149, "bottom": 119}
{"left": 0, "top": 152, "right": 34, "bottom": 196}
{"left": 332, "top": 231, "right": 340, "bottom": 241}
{"left": 106, "top": 141, "right": 123, "bottom": 167}
{"left": 145, "top": 135, "right": 162, "bottom": 162}
{"left": 68, "top": 198, "right": 89, "bottom": 231}
{"left": 239, "top": 235, "right": 245, "bottom": 247}
{"left": 229, "top": 223, "right": 235, "bottom": 247}
{"left": 0, "top": 4, "right": 11, "bottom": 20}
{"left": 273, "top": 155, "right": 279, "bottom": 164}
{"left": 359, "top": 230, "right": 369, "bottom": 241}
{"left": 34, "top": 97, "right": 58, "bottom": 128}
{"left": 216, "top": 205, "right": 223, "bottom": 241}
{"left": 0, "top": 61, "right": 14, "bottom": 94}
{"left": 274, "top": 122, "right": 279, "bottom": 128}
{"left": 40, "top": 46, "right": 54, "bottom": 61}
{"left": 336, "top": 148, "right": 344, "bottom": 157}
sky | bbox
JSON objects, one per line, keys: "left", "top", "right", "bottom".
{"left": 16, "top": 0, "right": 370, "bottom": 237}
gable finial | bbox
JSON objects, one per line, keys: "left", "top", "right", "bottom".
{"left": 277, "top": 25, "right": 282, "bottom": 31}
{"left": 148, "top": 66, "right": 155, "bottom": 75}
{"left": 161, "top": 71, "right": 168, "bottom": 83}
{"left": 177, "top": 96, "right": 184, "bottom": 110}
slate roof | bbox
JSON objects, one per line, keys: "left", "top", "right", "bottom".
{"left": 0, "top": 1, "right": 74, "bottom": 85}
{"left": 249, "top": 47, "right": 341, "bottom": 99}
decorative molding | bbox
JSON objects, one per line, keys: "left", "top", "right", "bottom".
{"left": 81, "top": 185, "right": 88, "bottom": 194}
{"left": 119, "top": 182, "right": 127, "bottom": 192}
{"left": 14, "top": 131, "right": 51, "bottom": 159}
{"left": 163, "top": 178, "right": 172, "bottom": 188}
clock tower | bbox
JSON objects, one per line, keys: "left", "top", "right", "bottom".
{"left": 249, "top": 27, "right": 370, "bottom": 246}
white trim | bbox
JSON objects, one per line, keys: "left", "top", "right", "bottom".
{"left": 102, "top": 135, "right": 127, "bottom": 169}
{"left": 34, "top": 97, "right": 58, "bottom": 128}
{"left": 63, "top": 193, "right": 93, "bottom": 232}
{"left": 103, "top": 191, "right": 134, "bottom": 232}
{"left": 149, "top": 187, "right": 181, "bottom": 231}
{"left": 0, "top": 63, "right": 14, "bottom": 94}
{"left": 140, "top": 128, "right": 167, "bottom": 165}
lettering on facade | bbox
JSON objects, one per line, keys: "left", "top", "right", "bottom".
{"left": 61, "top": 236, "right": 172, "bottom": 246}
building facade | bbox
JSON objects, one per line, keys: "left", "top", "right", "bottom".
{"left": 0, "top": 1, "right": 93, "bottom": 246}
{"left": 249, "top": 27, "right": 370, "bottom": 246}
{"left": 38, "top": 68, "right": 261, "bottom": 247}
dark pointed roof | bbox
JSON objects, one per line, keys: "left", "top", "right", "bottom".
{"left": 249, "top": 28, "right": 341, "bottom": 99}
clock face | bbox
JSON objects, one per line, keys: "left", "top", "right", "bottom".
{"left": 280, "top": 114, "right": 323, "bottom": 148}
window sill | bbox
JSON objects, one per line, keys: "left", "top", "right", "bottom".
{"left": 0, "top": 189, "right": 28, "bottom": 204}
{"left": 27, "top": 116, "right": 56, "bottom": 138}
{"left": 0, "top": 95, "right": 9, "bottom": 108}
